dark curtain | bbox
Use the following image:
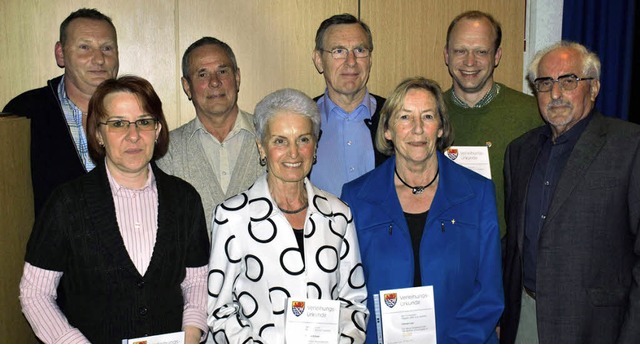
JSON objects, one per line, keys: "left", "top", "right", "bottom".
{"left": 631, "top": 6, "right": 640, "bottom": 124}
{"left": 562, "top": 0, "right": 636, "bottom": 120}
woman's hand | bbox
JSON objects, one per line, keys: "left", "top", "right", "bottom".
{"left": 184, "top": 325, "right": 203, "bottom": 344}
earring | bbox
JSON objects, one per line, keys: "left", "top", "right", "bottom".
{"left": 260, "top": 157, "right": 267, "bottom": 166}
{"left": 99, "top": 142, "right": 104, "bottom": 147}
{"left": 313, "top": 154, "right": 317, "bottom": 165}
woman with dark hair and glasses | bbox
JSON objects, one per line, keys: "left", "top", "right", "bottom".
{"left": 19, "top": 76, "right": 209, "bottom": 344}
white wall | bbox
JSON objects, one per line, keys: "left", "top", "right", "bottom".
{"left": 524, "top": 0, "right": 564, "bottom": 94}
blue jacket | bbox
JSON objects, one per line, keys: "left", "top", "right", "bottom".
{"left": 341, "top": 152, "right": 504, "bottom": 343}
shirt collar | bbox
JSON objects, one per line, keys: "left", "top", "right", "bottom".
{"left": 57, "top": 76, "right": 78, "bottom": 111}
{"left": 321, "top": 88, "right": 374, "bottom": 122}
{"left": 189, "top": 109, "right": 256, "bottom": 141}
{"left": 541, "top": 112, "right": 594, "bottom": 145}
{"left": 450, "top": 82, "right": 501, "bottom": 108}
{"left": 105, "top": 160, "right": 157, "bottom": 196}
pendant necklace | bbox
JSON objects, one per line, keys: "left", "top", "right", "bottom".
{"left": 395, "top": 166, "right": 439, "bottom": 195}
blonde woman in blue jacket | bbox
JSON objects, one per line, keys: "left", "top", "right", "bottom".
{"left": 341, "top": 77, "right": 503, "bottom": 343}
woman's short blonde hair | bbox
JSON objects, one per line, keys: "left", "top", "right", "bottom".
{"left": 375, "top": 77, "right": 454, "bottom": 156}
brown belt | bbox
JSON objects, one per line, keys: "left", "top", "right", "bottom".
{"left": 524, "top": 286, "right": 536, "bottom": 300}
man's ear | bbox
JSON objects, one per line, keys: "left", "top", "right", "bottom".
{"left": 181, "top": 77, "right": 192, "bottom": 100}
{"left": 55, "top": 42, "right": 65, "bottom": 68}
{"left": 590, "top": 80, "right": 601, "bottom": 101}
{"left": 494, "top": 47, "right": 503, "bottom": 67}
{"left": 235, "top": 68, "right": 241, "bottom": 91}
{"left": 312, "top": 50, "right": 324, "bottom": 74}
{"left": 443, "top": 45, "right": 449, "bottom": 67}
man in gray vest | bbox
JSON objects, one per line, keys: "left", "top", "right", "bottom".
{"left": 157, "top": 37, "right": 263, "bottom": 236}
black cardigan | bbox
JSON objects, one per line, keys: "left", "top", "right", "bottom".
{"left": 24, "top": 162, "right": 210, "bottom": 343}
{"left": 3, "top": 76, "right": 86, "bottom": 217}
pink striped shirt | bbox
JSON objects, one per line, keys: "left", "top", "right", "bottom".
{"left": 19, "top": 164, "right": 208, "bottom": 343}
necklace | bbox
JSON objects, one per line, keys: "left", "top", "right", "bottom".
{"left": 395, "top": 166, "right": 439, "bottom": 195}
{"left": 278, "top": 202, "right": 309, "bottom": 214}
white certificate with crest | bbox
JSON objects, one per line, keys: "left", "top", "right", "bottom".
{"left": 379, "top": 286, "right": 437, "bottom": 344}
{"left": 121, "top": 331, "right": 184, "bottom": 344}
{"left": 445, "top": 146, "right": 492, "bottom": 179}
{"left": 285, "top": 298, "right": 340, "bottom": 344}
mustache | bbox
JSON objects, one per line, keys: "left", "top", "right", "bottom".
{"left": 547, "top": 99, "right": 572, "bottom": 110}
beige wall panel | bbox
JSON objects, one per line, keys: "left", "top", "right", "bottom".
{"left": 0, "top": 1, "right": 178, "bottom": 128}
{"left": 362, "top": 0, "right": 526, "bottom": 98}
{"left": 175, "top": 0, "right": 358, "bottom": 128}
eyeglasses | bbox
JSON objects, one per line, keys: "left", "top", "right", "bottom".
{"left": 99, "top": 118, "right": 158, "bottom": 132}
{"left": 321, "top": 47, "right": 371, "bottom": 59}
{"left": 533, "top": 74, "right": 594, "bottom": 92}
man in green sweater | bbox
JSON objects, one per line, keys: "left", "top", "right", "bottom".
{"left": 443, "top": 11, "right": 542, "bottom": 237}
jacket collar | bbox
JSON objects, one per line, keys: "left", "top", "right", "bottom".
{"left": 355, "top": 152, "right": 478, "bottom": 227}
{"left": 545, "top": 111, "right": 606, "bottom": 222}
{"left": 247, "top": 174, "right": 344, "bottom": 226}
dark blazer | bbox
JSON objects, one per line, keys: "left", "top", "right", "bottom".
{"left": 3, "top": 75, "right": 86, "bottom": 217}
{"left": 501, "top": 112, "right": 640, "bottom": 344}
{"left": 314, "top": 93, "right": 387, "bottom": 166}
{"left": 25, "top": 162, "right": 210, "bottom": 343}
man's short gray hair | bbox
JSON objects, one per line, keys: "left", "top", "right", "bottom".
{"left": 527, "top": 41, "right": 601, "bottom": 83}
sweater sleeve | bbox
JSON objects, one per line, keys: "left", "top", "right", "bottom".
{"left": 181, "top": 265, "right": 209, "bottom": 342}
{"left": 19, "top": 263, "right": 90, "bottom": 343}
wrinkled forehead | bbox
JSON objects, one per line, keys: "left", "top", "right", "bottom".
{"left": 538, "top": 48, "right": 583, "bottom": 77}
{"left": 323, "top": 23, "right": 369, "bottom": 48}
{"left": 188, "top": 44, "right": 233, "bottom": 71}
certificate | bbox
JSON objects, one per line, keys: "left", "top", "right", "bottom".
{"left": 445, "top": 146, "right": 492, "bottom": 180}
{"left": 285, "top": 298, "right": 341, "bottom": 344}
{"left": 121, "top": 330, "right": 184, "bottom": 344}
{"left": 379, "top": 286, "right": 436, "bottom": 344}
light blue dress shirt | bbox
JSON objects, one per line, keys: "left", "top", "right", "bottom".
{"left": 310, "top": 90, "right": 377, "bottom": 196}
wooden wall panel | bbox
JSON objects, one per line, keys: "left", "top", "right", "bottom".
{"left": 0, "top": 117, "right": 36, "bottom": 342}
{"left": 362, "top": 0, "right": 526, "bottom": 98}
{"left": 175, "top": 0, "right": 358, "bottom": 127}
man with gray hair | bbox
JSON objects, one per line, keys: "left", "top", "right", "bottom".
{"left": 311, "top": 13, "right": 387, "bottom": 196}
{"left": 501, "top": 41, "right": 640, "bottom": 343}
{"left": 157, "top": 37, "right": 263, "bottom": 236}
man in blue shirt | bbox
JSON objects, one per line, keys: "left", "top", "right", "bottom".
{"left": 311, "top": 14, "right": 386, "bottom": 196}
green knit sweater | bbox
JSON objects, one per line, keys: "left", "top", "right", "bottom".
{"left": 444, "top": 83, "right": 543, "bottom": 237}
